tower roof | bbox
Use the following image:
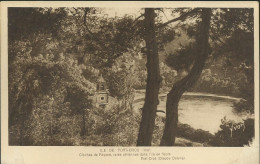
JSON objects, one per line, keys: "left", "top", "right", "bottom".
{"left": 97, "top": 74, "right": 106, "bottom": 83}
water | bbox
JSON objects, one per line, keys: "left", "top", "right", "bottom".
{"left": 134, "top": 92, "right": 249, "bottom": 134}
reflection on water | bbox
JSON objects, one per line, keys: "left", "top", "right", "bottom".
{"left": 134, "top": 94, "right": 249, "bottom": 134}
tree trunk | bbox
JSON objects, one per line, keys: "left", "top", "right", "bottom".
{"left": 160, "top": 8, "right": 211, "bottom": 146}
{"left": 137, "top": 8, "right": 161, "bottom": 146}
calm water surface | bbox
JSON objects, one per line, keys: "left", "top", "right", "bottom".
{"left": 134, "top": 92, "right": 249, "bottom": 134}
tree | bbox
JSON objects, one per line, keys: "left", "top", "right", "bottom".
{"left": 136, "top": 8, "right": 200, "bottom": 146}
{"left": 8, "top": 7, "right": 254, "bottom": 146}
{"left": 66, "top": 8, "right": 144, "bottom": 69}
{"left": 160, "top": 8, "right": 211, "bottom": 146}
{"left": 8, "top": 34, "right": 96, "bottom": 145}
{"left": 137, "top": 8, "right": 162, "bottom": 146}
{"left": 159, "top": 8, "right": 254, "bottom": 146}
{"left": 8, "top": 8, "right": 66, "bottom": 42}
{"left": 8, "top": 8, "right": 98, "bottom": 145}
{"left": 8, "top": 8, "right": 67, "bottom": 145}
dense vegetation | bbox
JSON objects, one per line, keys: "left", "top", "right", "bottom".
{"left": 8, "top": 8, "right": 254, "bottom": 146}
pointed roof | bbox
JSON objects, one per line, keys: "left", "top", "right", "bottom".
{"left": 97, "top": 74, "right": 106, "bottom": 83}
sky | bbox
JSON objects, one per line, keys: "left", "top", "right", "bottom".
{"left": 103, "top": 8, "right": 142, "bottom": 18}
{"left": 101, "top": 8, "right": 178, "bottom": 24}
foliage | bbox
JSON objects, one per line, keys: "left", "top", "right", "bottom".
{"left": 133, "top": 69, "right": 147, "bottom": 89}
{"left": 209, "top": 117, "right": 254, "bottom": 147}
{"left": 159, "top": 62, "right": 178, "bottom": 88}
{"left": 151, "top": 117, "right": 165, "bottom": 146}
{"left": 8, "top": 8, "right": 66, "bottom": 43}
{"left": 78, "top": 99, "right": 141, "bottom": 146}
{"left": 165, "top": 43, "right": 197, "bottom": 71}
{"left": 66, "top": 11, "right": 144, "bottom": 68}
{"left": 191, "top": 67, "right": 240, "bottom": 96}
{"left": 211, "top": 8, "right": 253, "bottom": 36}
{"left": 152, "top": 116, "right": 254, "bottom": 147}
{"left": 8, "top": 7, "right": 255, "bottom": 146}
{"left": 162, "top": 8, "right": 254, "bottom": 99}
{"left": 8, "top": 32, "right": 96, "bottom": 145}
{"left": 176, "top": 123, "right": 214, "bottom": 144}
{"left": 151, "top": 117, "right": 214, "bottom": 146}
{"left": 191, "top": 29, "right": 254, "bottom": 114}
{"left": 104, "top": 53, "right": 137, "bottom": 100}
{"left": 25, "top": 95, "right": 82, "bottom": 146}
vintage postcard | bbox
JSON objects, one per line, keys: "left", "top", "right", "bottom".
{"left": 1, "top": 1, "right": 259, "bottom": 164}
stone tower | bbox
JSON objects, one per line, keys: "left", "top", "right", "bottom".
{"left": 95, "top": 74, "right": 108, "bottom": 108}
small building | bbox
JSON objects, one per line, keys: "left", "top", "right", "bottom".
{"left": 94, "top": 75, "right": 109, "bottom": 108}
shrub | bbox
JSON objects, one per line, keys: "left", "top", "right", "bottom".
{"left": 151, "top": 118, "right": 214, "bottom": 146}
{"left": 177, "top": 123, "right": 214, "bottom": 143}
{"left": 209, "top": 117, "right": 254, "bottom": 147}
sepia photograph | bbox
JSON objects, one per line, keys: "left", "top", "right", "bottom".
{"left": 1, "top": 1, "right": 259, "bottom": 164}
{"left": 7, "top": 6, "right": 256, "bottom": 147}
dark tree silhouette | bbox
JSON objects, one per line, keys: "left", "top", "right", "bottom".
{"left": 137, "top": 8, "right": 162, "bottom": 146}
{"left": 160, "top": 8, "right": 212, "bottom": 146}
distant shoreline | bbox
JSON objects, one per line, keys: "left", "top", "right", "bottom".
{"left": 134, "top": 90, "right": 242, "bottom": 102}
